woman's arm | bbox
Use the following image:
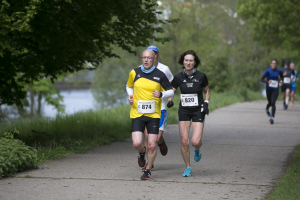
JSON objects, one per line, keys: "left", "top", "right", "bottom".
{"left": 204, "top": 85, "right": 210, "bottom": 101}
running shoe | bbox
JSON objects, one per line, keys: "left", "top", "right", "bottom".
{"left": 141, "top": 163, "right": 154, "bottom": 172}
{"left": 269, "top": 117, "right": 274, "bottom": 124}
{"left": 290, "top": 104, "right": 294, "bottom": 108}
{"left": 285, "top": 104, "right": 288, "bottom": 110}
{"left": 265, "top": 108, "right": 271, "bottom": 117}
{"left": 182, "top": 167, "right": 192, "bottom": 177}
{"left": 141, "top": 169, "right": 151, "bottom": 180}
{"left": 194, "top": 148, "right": 202, "bottom": 162}
{"left": 283, "top": 102, "right": 286, "bottom": 110}
{"left": 158, "top": 139, "right": 168, "bottom": 156}
{"left": 138, "top": 145, "right": 146, "bottom": 167}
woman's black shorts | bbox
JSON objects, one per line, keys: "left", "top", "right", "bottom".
{"left": 178, "top": 109, "right": 205, "bottom": 123}
{"left": 132, "top": 116, "right": 160, "bottom": 134}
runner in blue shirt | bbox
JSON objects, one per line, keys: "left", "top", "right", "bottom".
{"left": 261, "top": 59, "right": 283, "bottom": 124}
{"left": 290, "top": 63, "right": 299, "bottom": 108}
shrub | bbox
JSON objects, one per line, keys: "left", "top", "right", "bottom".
{"left": 0, "top": 129, "right": 37, "bottom": 178}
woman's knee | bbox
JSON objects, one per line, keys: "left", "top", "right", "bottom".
{"left": 181, "top": 139, "right": 189, "bottom": 149}
{"left": 191, "top": 139, "right": 201, "bottom": 147}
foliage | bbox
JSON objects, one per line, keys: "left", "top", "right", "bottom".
{"left": 0, "top": 129, "right": 37, "bottom": 178}
{"left": 268, "top": 144, "right": 300, "bottom": 200}
{"left": 91, "top": 47, "right": 142, "bottom": 108}
{"left": 0, "top": 105, "right": 132, "bottom": 164}
{"left": 0, "top": 0, "right": 178, "bottom": 105}
{"left": 237, "top": 0, "right": 300, "bottom": 50}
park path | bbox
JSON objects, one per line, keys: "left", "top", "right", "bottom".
{"left": 1, "top": 100, "right": 300, "bottom": 200}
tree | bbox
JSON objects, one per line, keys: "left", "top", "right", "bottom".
{"left": 0, "top": 0, "right": 178, "bottom": 105}
{"left": 237, "top": 0, "right": 300, "bottom": 50}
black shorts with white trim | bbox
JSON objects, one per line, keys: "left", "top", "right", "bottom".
{"left": 178, "top": 110, "right": 205, "bottom": 123}
{"left": 132, "top": 116, "right": 160, "bottom": 134}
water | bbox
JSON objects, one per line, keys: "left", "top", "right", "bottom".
{"left": 43, "top": 89, "right": 96, "bottom": 117}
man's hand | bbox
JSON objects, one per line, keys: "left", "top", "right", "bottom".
{"left": 167, "top": 101, "right": 174, "bottom": 108}
{"left": 153, "top": 91, "right": 161, "bottom": 98}
{"left": 201, "top": 102, "right": 209, "bottom": 115}
{"left": 128, "top": 95, "right": 133, "bottom": 105}
{"left": 268, "top": 80, "right": 273, "bottom": 84}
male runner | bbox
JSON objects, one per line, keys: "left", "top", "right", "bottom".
{"left": 281, "top": 60, "right": 295, "bottom": 110}
{"left": 141, "top": 46, "right": 174, "bottom": 171}
{"left": 290, "top": 63, "right": 299, "bottom": 108}
{"left": 126, "top": 50, "right": 174, "bottom": 180}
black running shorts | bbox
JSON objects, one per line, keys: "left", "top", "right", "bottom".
{"left": 178, "top": 110, "right": 205, "bottom": 123}
{"left": 281, "top": 84, "right": 291, "bottom": 93}
{"left": 132, "top": 116, "right": 160, "bottom": 134}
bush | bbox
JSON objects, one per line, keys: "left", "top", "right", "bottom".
{"left": 0, "top": 130, "right": 37, "bottom": 178}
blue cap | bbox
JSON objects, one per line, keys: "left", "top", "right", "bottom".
{"left": 147, "top": 46, "right": 159, "bottom": 53}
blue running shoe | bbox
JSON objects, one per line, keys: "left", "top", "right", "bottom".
{"left": 194, "top": 148, "right": 202, "bottom": 162}
{"left": 269, "top": 117, "right": 274, "bottom": 124}
{"left": 265, "top": 108, "right": 271, "bottom": 117}
{"left": 283, "top": 102, "right": 286, "bottom": 110}
{"left": 182, "top": 167, "right": 192, "bottom": 177}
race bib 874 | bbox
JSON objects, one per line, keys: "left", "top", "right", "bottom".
{"left": 137, "top": 100, "right": 155, "bottom": 113}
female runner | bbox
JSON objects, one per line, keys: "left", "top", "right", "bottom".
{"left": 171, "top": 50, "right": 210, "bottom": 177}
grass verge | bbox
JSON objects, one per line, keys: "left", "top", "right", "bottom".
{"left": 0, "top": 106, "right": 132, "bottom": 165}
{"left": 0, "top": 88, "right": 264, "bottom": 168}
{"left": 267, "top": 144, "right": 300, "bottom": 200}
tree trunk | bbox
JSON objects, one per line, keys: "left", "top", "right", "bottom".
{"left": 37, "top": 92, "right": 43, "bottom": 117}
{"left": 29, "top": 86, "right": 35, "bottom": 117}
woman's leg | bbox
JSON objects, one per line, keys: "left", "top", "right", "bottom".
{"left": 179, "top": 120, "right": 192, "bottom": 167}
{"left": 191, "top": 122, "right": 204, "bottom": 150}
{"left": 270, "top": 90, "right": 279, "bottom": 117}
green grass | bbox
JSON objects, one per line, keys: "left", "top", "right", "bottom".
{"left": 0, "top": 88, "right": 264, "bottom": 165}
{"left": 0, "top": 106, "right": 132, "bottom": 164}
{"left": 268, "top": 144, "right": 300, "bottom": 200}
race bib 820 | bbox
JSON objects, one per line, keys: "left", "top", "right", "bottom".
{"left": 181, "top": 94, "right": 198, "bottom": 107}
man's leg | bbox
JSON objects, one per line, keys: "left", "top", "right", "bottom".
{"left": 132, "top": 131, "right": 144, "bottom": 152}
{"left": 157, "top": 130, "right": 164, "bottom": 144}
{"left": 282, "top": 85, "right": 285, "bottom": 107}
{"left": 132, "top": 118, "right": 146, "bottom": 167}
{"left": 291, "top": 88, "right": 295, "bottom": 106}
{"left": 157, "top": 110, "right": 168, "bottom": 156}
{"left": 146, "top": 133, "right": 158, "bottom": 170}
{"left": 144, "top": 128, "right": 149, "bottom": 158}
{"left": 285, "top": 89, "right": 290, "bottom": 108}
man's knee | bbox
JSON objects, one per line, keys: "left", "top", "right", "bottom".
{"left": 147, "top": 142, "right": 156, "bottom": 152}
{"left": 133, "top": 141, "right": 142, "bottom": 149}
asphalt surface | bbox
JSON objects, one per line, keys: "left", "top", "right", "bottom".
{"left": 1, "top": 100, "right": 300, "bottom": 200}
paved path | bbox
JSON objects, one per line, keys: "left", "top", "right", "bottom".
{"left": 1, "top": 101, "right": 300, "bottom": 200}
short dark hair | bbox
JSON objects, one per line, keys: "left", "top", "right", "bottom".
{"left": 271, "top": 59, "right": 277, "bottom": 64}
{"left": 178, "top": 50, "right": 201, "bottom": 68}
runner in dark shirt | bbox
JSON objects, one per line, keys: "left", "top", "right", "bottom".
{"left": 171, "top": 50, "right": 210, "bottom": 177}
{"left": 280, "top": 60, "right": 295, "bottom": 110}
{"left": 261, "top": 59, "right": 283, "bottom": 124}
